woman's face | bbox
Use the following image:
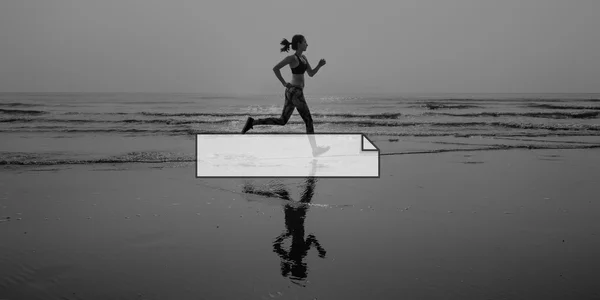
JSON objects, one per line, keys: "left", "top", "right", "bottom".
{"left": 300, "top": 39, "right": 308, "bottom": 51}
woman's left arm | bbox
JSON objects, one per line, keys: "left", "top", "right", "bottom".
{"left": 305, "top": 56, "right": 326, "bottom": 77}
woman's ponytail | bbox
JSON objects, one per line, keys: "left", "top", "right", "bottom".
{"left": 280, "top": 38, "right": 291, "bottom": 52}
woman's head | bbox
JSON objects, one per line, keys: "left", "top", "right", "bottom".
{"left": 280, "top": 34, "right": 307, "bottom": 52}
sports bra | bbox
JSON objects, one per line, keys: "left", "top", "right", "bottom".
{"left": 290, "top": 54, "right": 307, "bottom": 74}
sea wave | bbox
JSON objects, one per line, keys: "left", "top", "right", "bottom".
{"left": 413, "top": 103, "right": 482, "bottom": 110}
{"left": 0, "top": 118, "right": 100, "bottom": 123}
{"left": 140, "top": 111, "right": 408, "bottom": 119}
{"left": 319, "top": 120, "right": 600, "bottom": 131}
{"left": 130, "top": 110, "right": 600, "bottom": 120}
{"left": 404, "top": 97, "right": 599, "bottom": 103}
{"left": 433, "top": 111, "right": 600, "bottom": 119}
{"left": 140, "top": 112, "right": 248, "bottom": 117}
{"left": 2, "top": 125, "right": 600, "bottom": 139}
{"left": 0, "top": 102, "right": 40, "bottom": 107}
{"left": 526, "top": 104, "right": 600, "bottom": 110}
{"left": 5, "top": 109, "right": 600, "bottom": 121}
{"left": 0, "top": 118, "right": 600, "bottom": 131}
{"left": 0, "top": 127, "right": 197, "bottom": 135}
{"left": 2, "top": 117, "right": 599, "bottom": 131}
{"left": 380, "top": 143, "right": 600, "bottom": 155}
{"left": 0, "top": 118, "right": 237, "bottom": 124}
{"left": 64, "top": 112, "right": 130, "bottom": 115}
{"left": 0, "top": 108, "right": 48, "bottom": 115}
{"left": 0, "top": 151, "right": 195, "bottom": 166}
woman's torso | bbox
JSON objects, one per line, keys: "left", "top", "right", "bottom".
{"left": 289, "top": 54, "right": 307, "bottom": 88}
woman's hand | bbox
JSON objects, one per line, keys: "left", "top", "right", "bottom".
{"left": 318, "top": 59, "right": 326, "bottom": 67}
{"left": 284, "top": 82, "right": 293, "bottom": 88}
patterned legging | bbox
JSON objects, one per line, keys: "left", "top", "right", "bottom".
{"left": 253, "top": 86, "right": 314, "bottom": 134}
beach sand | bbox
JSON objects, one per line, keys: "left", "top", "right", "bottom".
{"left": 1, "top": 137, "right": 600, "bottom": 299}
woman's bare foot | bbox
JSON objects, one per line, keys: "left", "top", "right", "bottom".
{"left": 312, "top": 146, "right": 330, "bottom": 157}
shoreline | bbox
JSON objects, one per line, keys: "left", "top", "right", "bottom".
{"left": 1, "top": 132, "right": 599, "bottom": 168}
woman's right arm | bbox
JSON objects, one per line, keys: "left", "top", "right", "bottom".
{"left": 273, "top": 56, "right": 293, "bottom": 87}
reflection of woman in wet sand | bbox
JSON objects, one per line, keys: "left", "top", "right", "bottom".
{"left": 272, "top": 172, "right": 327, "bottom": 284}
{"left": 241, "top": 160, "right": 326, "bottom": 285}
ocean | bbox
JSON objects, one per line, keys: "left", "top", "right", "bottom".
{"left": 1, "top": 92, "right": 599, "bottom": 166}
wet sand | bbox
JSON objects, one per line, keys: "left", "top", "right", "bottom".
{"left": 1, "top": 142, "right": 600, "bottom": 299}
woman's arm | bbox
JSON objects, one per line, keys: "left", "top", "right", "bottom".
{"left": 273, "top": 55, "right": 294, "bottom": 87}
{"left": 305, "top": 56, "right": 326, "bottom": 77}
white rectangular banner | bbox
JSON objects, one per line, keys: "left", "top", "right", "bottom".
{"left": 196, "top": 134, "right": 380, "bottom": 178}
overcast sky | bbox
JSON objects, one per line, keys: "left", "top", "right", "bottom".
{"left": 1, "top": 0, "right": 599, "bottom": 95}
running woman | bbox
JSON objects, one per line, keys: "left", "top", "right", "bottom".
{"left": 241, "top": 35, "right": 329, "bottom": 156}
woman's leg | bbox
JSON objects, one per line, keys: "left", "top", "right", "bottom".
{"left": 288, "top": 88, "right": 314, "bottom": 134}
{"left": 290, "top": 87, "right": 325, "bottom": 154}
{"left": 253, "top": 88, "right": 296, "bottom": 126}
{"left": 290, "top": 88, "right": 329, "bottom": 156}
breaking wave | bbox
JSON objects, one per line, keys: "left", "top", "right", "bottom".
{"left": 0, "top": 108, "right": 48, "bottom": 115}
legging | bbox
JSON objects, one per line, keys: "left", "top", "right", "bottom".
{"left": 253, "top": 86, "right": 314, "bottom": 134}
